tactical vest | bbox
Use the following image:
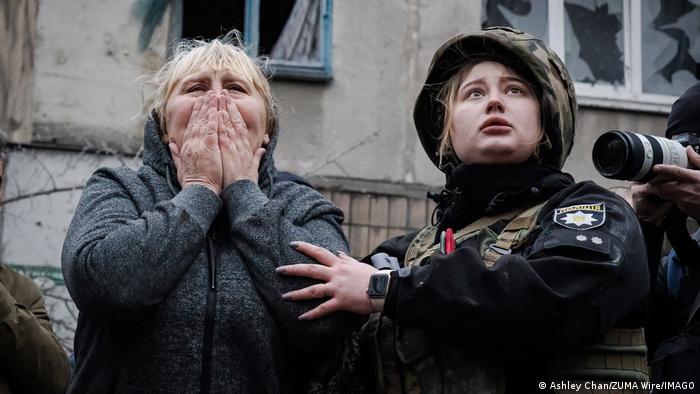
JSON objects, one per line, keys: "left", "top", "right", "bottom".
{"left": 365, "top": 203, "right": 649, "bottom": 394}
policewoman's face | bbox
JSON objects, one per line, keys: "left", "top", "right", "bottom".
{"left": 450, "top": 61, "right": 542, "bottom": 165}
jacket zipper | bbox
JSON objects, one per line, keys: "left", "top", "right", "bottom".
{"left": 200, "top": 233, "right": 218, "bottom": 394}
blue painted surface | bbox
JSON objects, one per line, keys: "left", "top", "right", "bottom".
{"left": 245, "top": 0, "right": 261, "bottom": 56}
{"left": 246, "top": 0, "right": 333, "bottom": 81}
{"left": 7, "top": 264, "right": 65, "bottom": 286}
{"left": 135, "top": 0, "right": 333, "bottom": 80}
{"left": 133, "top": 0, "right": 172, "bottom": 52}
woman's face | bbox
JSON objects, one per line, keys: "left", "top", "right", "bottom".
{"left": 164, "top": 67, "right": 268, "bottom": 150}
{"left": 449, "top": 61, "right": 542, "bottom": 165}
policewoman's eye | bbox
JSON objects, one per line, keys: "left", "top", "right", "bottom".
{"left": 466, "top": 89, "right": 483, "bottom": 99}
{"left": 507, "top": 86, "right": 522, "bottom": 94}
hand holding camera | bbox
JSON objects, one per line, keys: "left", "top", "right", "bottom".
{"left": 593, "top": 130, "right": 700, "bottom": 222}
{"left": 641, "top": 146, "right": 700, "bottom": 222}
{"left": 594, "top": 130, "right": 700, "bottom": 269}
{"left": 593, "top": 81, "right": 700, "bottom": 226}
{"left": 592, "top": 130, "right": 699, "bottom": 183}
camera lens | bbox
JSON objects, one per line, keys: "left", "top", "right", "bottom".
{"left": 593, "top": 133, "right": 628, "bottom": 177}
{"left": 592, "top": 130, "right": 689, "bottom": 181}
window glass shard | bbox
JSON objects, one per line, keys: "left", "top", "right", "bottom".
{"left": 564, "top": 0, "right": 625, "bottom": 86}
{"left": 642, "top": 0, "right": 700, "bottom": 96}
{"left": 267, "top": 0, "right": 321, "bottom": 63}
{"left": 481, "top": 0, "right": 548, "bottom": 42}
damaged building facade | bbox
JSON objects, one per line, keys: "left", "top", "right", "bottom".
{"left": 1, "top": 0, "right": 698, "bottom": 350}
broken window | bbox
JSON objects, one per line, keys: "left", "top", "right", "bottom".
{"left": 179, "top": 0, "right": 332, "bottom": 81}
{"left": 480, "top": 0, "right": 548, "bottom": 43}
{"left": 482, "top": 0, "right": 625, "bottom": 86}
{"left": 482, "top": 0, "right": 700, "bottom": 109}
{"left": 182, "top": 0, "right": 245, "bottom": 40}
{"left": 564, "top": 0, "right": 624, "bottom": 86}
{"left": 641, "top": 0, "right": 700, "bottom": 96}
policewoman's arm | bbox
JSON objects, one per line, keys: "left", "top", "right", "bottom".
{"left": 279, "top": 182, "right": 649, "bottom": 349}
{"left": 384, "top": 181, "right": 649, "bottom": 348}
{"left": 277, "top": 231, "right": 418, "bottom": 319}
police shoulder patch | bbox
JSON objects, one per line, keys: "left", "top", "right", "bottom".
{"left": 553, "top": 202, "right": 606, "bottom": 230}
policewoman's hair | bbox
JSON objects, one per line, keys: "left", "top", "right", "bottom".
{"left": 436, "top": 55, "right": 545, "bottom": 167}
{"left": 146, "top": 30, "right": 279, "bottom": 141}
{"left": 414, "top": 27, "right": 577, "bottom": 172}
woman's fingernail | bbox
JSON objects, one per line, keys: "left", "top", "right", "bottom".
{"left": 275, "top": 266, "right": 286, "bottom": 273}
{"left": 281, "top": 292, "right": 291, "bottom": 300}
{"left": 289, "top": 241, "right": 300, "bottom": 249}
{"left": 298, "top": 314, "right": 308, "bottom": 321}
{"left": 337, "top": 251, "right": 346, "bottom": 256}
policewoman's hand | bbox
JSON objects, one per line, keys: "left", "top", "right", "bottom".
{"left": 277, "top": 241, "right": 378, "bottom": 320}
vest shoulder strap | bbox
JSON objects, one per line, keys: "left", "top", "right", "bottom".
{"left": 404, "top": 225, "right": 440, "bottom": 268}
{"left": 404, "top": 202, "right": 546, "bottom": 268}
{"left": 482, "top": 202, "right": 545, "bottom": 266}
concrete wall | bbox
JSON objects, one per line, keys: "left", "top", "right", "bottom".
{"left": 26, "top": 1, "right": 482, "bottom": 186}
{"left": 0, "top": 0, "right": 38, "bottom": 143}
{"left": 31, "top": 0, "right": 171, "bottom": 153}
{"left": 26, "top": 0, "right": 668, "bottom": 189}
{"left": 273, "top": 1, "right": 480, "bottom": 186}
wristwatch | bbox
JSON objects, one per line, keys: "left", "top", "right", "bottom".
{"left": 367, "top": 271, "right": 392, "bottom": 313}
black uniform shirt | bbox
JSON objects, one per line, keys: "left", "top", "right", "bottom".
{"left": 368, "top": 181, "right": 649, "bottom": 355}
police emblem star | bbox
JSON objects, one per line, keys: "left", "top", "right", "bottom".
{"left": 553, "top": 203, "right": 606, "bottom": 230}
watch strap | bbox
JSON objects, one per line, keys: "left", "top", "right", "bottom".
{"left": 368, "top": 271, "right": 391, "bottom": 313}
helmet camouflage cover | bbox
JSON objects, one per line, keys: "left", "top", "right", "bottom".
{"left": 413, "top": 26, "right": 577, "bottom": 171}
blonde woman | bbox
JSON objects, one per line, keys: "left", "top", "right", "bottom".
{"left": 62, "top": 32, "right": 352, "bottom": 393}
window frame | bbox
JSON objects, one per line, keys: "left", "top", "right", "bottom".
{"left": 549, "top": 0, "right": 680, "bottom": 113}
{"left": 172, "top": 0, "right": 333, "bottom": 82}
{"left": 245, "top": 0, "right": 333, "bottom": 81}
{"left": 484, "top": 0, "right": 686, "bottom": 113}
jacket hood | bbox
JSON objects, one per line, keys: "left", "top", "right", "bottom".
{"left": 666, "top": 81, "right": 700, "bottom": 138}
{"left": 142, "top": 112, "right": 279, "bottom": 191}
{"left": 414, "top": 26, "right": 577, "bottom": 172}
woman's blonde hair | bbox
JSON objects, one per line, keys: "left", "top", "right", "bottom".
{"left": 436, "top": 59, "right": 545, "bottom": 167}
{"left": 147, "top": 31, "right": 278, "bottom": 140}
{"left": 436, "top": 65, "right": 473, "bottom": 167}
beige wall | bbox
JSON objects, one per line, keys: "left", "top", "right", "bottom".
{"left": 31, "top": 0, "right": 171, "bottom": 153}
{"left": 26, "top": 1, "right": 669, "bottom": 189}
{"left": 272, "top": 1, "right": 480, "bottom": 187}
{"left": 27, "top": 1, "right": 479, "bottom": 186}
{"left": 0, "top": 0, "right": 38, "bottom": 143}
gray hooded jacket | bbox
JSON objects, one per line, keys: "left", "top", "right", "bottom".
{"left": 62, "top": 116, "right": 352, "bottom": 393}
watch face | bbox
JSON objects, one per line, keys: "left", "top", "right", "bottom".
{"left": 368, "top": 273, "right": 390, "bottom": 298}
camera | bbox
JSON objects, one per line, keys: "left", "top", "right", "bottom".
{"left": 592, "top": 130, "right": 700, "bottom": 182}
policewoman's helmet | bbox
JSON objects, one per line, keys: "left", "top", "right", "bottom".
{"left": 413, "top": 27, "right": 577, "bottom": 172}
